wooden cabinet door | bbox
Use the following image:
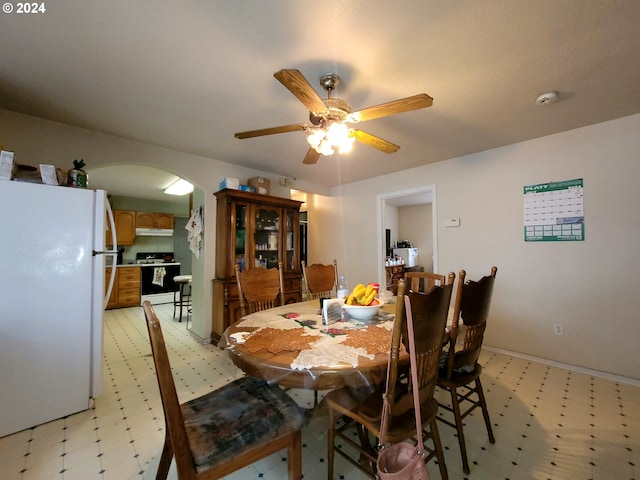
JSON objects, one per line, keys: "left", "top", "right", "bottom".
{"left": 135, "top": 211, "right": 155, "bottom": 228}
{"left": 155, "top": 213, "right": 174, "bottom": 229}
{"left": 251, "top": 204, "right": 281, "bottom": 270}
{"left": 110, "top": 210, "right": 136, "bottom": 245}
{"left": 136, "top": 211, "right": 174, "bottom": 229}
{"left": 283, "top": 208, "right": 299, "bottom": 273}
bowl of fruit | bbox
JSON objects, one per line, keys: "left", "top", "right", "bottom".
{"left": 341, "top": 284, "right": 383, "bottom": 321}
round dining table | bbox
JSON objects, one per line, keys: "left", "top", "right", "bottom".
{"left": 221, "top": 300, "right": 404, "bottom": 391}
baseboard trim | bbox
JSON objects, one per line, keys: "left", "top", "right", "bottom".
{"left": 484, "top": 346, "right": 640, "bottom": 387}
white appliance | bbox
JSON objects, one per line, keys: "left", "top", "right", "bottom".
{"left": 135, "top": 252, "right": 182, "bottom": 305}
{"left": 0, "top": 181, "right": 118, "bottom": 437}
{"left": 135, "top": 227, "right": 173, "bottom": 236}
{"left": 393, "top": 247, "right": 419, "bottom": 267}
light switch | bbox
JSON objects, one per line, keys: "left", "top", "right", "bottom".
{"left": 445, "top": 218, "right": 460, "bottom": 227}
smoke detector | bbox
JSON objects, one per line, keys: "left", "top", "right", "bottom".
{"left": 536, "top": 91, "right": 559, "bottom": 106}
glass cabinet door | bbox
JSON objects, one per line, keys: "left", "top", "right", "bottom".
{"left": 253, "top": 206, "right": 280, "bottom": 269}
{"left": 284, "top": 209, "right": 298, "bottom": 272}
{"left": 234, "top": 203, "right": 247, "bottom": 272}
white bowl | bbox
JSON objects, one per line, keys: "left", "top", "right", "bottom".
{"left": 341, "top": 300, "right": 384, "bottom": 321}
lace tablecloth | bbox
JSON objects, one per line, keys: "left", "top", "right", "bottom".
{"left": 225, "top": 301, "right": 394, "bottom": 371}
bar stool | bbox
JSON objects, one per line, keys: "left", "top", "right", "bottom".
{"left": 173, "top": 275, "right": 192, "bottom": 322}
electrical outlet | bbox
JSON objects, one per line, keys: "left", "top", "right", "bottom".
{"left": 554, "top": 323, "right": 564, "bottom": 335}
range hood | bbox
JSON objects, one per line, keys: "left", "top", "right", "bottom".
{"left": 136, "top": 227, "right": 174, "bottom": 237}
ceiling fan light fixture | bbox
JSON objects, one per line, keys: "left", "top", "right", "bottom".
{"left": 338, "top": 135, "right": 355, "bottom": 154}
{"left": 306, "top": 127, "right": 325, "bottom": 149}
{"left": 326, "top": 121, "right": 348, "bottom": 143}
{"left": 318, "top": 139, "right": 335, "bottom": 156}
{"left": 306, "top": 121, "right": 355, "bottom": 155}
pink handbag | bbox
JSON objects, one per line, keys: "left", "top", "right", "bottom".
{"left": 376, "top": 295, "right": 430, "bottom": 480}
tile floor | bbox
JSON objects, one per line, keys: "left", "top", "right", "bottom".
{"left": 0, "top": 304, "right": 638, "bottom": 480}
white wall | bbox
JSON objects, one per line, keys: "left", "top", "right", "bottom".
{"left": 316, "top": 114, "right": 640, "bottom": 380}
{"left": 398, "top": 204, "right": 433, "bottom": 271}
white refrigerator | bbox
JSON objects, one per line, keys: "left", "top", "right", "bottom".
{"left": 393, "top": 247, "right": 419, "bottom": 267}
{"left": 0, "top": 181, "right": 118, "bottom": 437}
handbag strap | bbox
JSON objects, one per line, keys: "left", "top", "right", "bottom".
{"left": 378, "top": 295, "right": 425, "bottom": 455}
{"left": 378, "top": 329, "right": 394, "bottom": 445}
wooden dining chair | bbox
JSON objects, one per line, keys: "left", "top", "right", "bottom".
{"left": 403, "top": 271, "right": 448, "bottom": 293}
{"left": 235, "top": 262, "right": 285, "bottom": 316}
{"left": 141, "top": 301, "right": 304, "bottom": 480}
{"left": 326, "top": 276, "right": 454, "bottom": 480}
{"left": 301, "top": 259, "right": 338, "bottom": 299}
{"left": 436, "top": 266, "right": 498, "bottom": 474}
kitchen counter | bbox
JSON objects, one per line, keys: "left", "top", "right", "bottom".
{"left": 137, "top": 262, "right": 181, "bottom": 267}
{"left": 106, "top": 262, "right": 181, "bottom": 267}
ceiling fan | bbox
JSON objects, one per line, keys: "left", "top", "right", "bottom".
{"left": 234, "top": 69, "right": 433, "bottom": 165}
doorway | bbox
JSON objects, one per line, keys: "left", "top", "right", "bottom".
{"left": 377, "top": 185, "right": 437, "bottom": 288}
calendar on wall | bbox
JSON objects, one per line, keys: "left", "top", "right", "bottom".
{"left": 523, "top": 178, "right": 584, "bottom": 242}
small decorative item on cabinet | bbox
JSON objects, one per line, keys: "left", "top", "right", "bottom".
{"left": 67, "top": 159, "right": 88, "bottom": 188}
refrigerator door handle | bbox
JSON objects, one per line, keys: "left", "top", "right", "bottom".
{"left": 103, "top": 199, "right": 118, "bottom": 306}
{"left": 105, "top": 200, "right": 118, "bottom": 251}
{"left": 92, "top": 197, "right": 118, "bottom": 306}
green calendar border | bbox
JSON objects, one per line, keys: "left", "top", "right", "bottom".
{"left": 524, "top": 178, "right": 584, "bottom": 242}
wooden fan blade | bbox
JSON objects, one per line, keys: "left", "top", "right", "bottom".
{"left": 234, "top": 124, "right": 307, "bottom": 139}
{"left": 274, "top": 69, "right": 327, "bottom": 114}
{"left": 303, "top": 148, "right": 321, "bottom": 165}
{"left": 350, "top": 93, "right": 433, "bottom": 123}
{"left": 352, "top": 129, "right": 400, "bottom": 154}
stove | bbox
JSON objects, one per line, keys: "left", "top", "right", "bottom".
{"left": 136, "top": 252, "right": 175, "bottom": 264}
{"left": 136, "top": 252, "right": 181, "bottom": 305}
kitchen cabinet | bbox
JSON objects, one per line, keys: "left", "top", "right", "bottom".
{"left": 212, "top": 189, "right": 303, "bottom": 341}
{"left": 105, "top": 267, "right": 118, "bottom": 309}
{"left": 105, "top": 266, "right": 141, "bottom": 309}
{"left": 135, "top": 211, "right": 174, "bottom": 229}
{"left": 117, "top": 266, "right": 141, "bottom": 307}
{"left": 107, "top": 210, "right": 136, "bottom": 246}
{"left": 385, "top": 265, "right": 405, "bottom": 295}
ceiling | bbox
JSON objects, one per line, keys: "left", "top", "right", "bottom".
{"left": 2, "top": 1, "right": 640, "bottom": 196}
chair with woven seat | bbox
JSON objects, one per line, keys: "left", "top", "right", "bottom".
{"left": 326, "top": 275, "right": 455, "bottom": 480}
{"left": 235, "top": 262, "right": 285, "bottom": 316}
{"left": 142, "top": 301, "right": 304, "bottom": 480}
{"left": 301, "top": 259, "right": 338, "bottom": 300}
{"left": 403, "top": 271, "right": 448, "bottom": 293}
{"left": 436, "top": 266, "right": 498, "bottom": 475}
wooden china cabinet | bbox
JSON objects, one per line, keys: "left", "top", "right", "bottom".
{"left": 212, "top": 189, "right": 303, "bottom": 341}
